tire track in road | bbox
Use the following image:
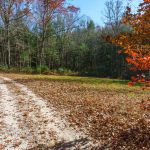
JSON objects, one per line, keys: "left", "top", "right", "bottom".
{"left": 0, "top": 78, "right": 30, "bottom": 150}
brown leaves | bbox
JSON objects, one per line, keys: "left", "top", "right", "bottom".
{"left": 111, "top": 118, "right": 150, "bottom": 149}
{"left": 4, "top": 73, "right": 149, "bottom": 149}
{"left": 1, "top": 73, "right": 150, "bottom": 149}
{"left": 0, "top": 144, "right": 4, "bottom": 149}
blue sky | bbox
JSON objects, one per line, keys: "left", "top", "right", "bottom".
{"left": 68, "top": 0, "right": 142, "bottom": 26}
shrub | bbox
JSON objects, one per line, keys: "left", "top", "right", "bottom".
{"left": 57, "top": 67, "right": 73, "bottom": 75}
{"left": 21, "top": 67, "right": 34, "bottom": 73}
{"left": 0, "top": 65, "right": 9, "bottom": 72}
{"left": 36, "top": 65, "right": 49, "bottom": 74}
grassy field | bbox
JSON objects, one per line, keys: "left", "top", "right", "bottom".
{"left": 1, "top": 73, "right": 150, "bottom": 149}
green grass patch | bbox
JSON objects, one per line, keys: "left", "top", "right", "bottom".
{"left": 1, "top": 73, "right": 144, "bottom": 91}
{"left": 27, "top": 74, "right": 147, "bottom": 92}
{"left": 36, "top": 75, "right": 128, "bottom": 84}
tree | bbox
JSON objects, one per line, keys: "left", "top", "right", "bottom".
{"left": 33, "top": 0, "right": 79, "bottom": 70}
{"left": 112, "top": 0, "right": 150, "bottom": 74}
{"left": 0, "top": 0, "right": 31, "bottom": 68}
{"left": 0, "top": 0, "right": 127, "bottom": 78}
{"left": 104, "top": 0, "right": 124, "bottom": 35}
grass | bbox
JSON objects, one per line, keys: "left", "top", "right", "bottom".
{"left": 1, "top": 72, "right": 145, "bottom": 93}
{"left": 36, "top": 75, "right": 128, "bottom": 84}
{"left": 12, "top": 73, "right": 146, "bottom": 92}
{"left": 2, "top": 73, "right": 131, "bottom": 85}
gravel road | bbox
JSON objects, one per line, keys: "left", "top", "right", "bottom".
{"left": 0, "top": 77, "right": 96, "bottom": 150}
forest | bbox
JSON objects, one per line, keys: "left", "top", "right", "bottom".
{"left": 0, "top": 0, "right": 150, "bottom": 149}
{"left": 0, "top": 0, "right": 132, "bottom": 78}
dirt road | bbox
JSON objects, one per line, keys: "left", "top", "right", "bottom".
{"left": 0, "top": 77, "right": 95, "bottom": 150}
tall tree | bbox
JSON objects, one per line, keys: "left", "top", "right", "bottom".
{"left": 104, "top": 0, "right": 124, "bottom": 35}
{"left": 0, "top": 0, "right": 31, "bottom": 67}
{"left": 112, "top": 0, "right": 150, "bottom": 73}
{"left": 34, "top": 0, "right": 79, "bottom": 69}
{"left": 112, "top": 0, "right": 150, "bottom": 86}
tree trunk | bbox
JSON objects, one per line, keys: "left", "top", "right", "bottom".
{"left": 5, "top": 23, "right": 11, "bottom": 68}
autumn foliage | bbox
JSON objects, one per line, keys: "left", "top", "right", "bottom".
{"left": 112, "top": 0, "right": 150, "bottom": 83}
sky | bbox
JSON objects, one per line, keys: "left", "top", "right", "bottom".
{"left": 68, "top": 0, "right": 143, "bottom": 26}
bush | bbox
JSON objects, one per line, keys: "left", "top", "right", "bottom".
{"left": 0, "top": 65, "right": 9, "bottom": 72}
{"left": 21, "top": 67, "right": 34, "bottom": 73}
{"left": 9, "top": 67, "right": 19, "bottom": 72}
{"left": 57, "top": 67, "right": 73, "bottom": 75}
{"left": 36, "top": 65, "right": 49, "bottom": 74}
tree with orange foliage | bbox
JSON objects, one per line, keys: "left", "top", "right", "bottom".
{"left": 112, "top": 0, "right": 150, "bottom": 111}
{"left": 112, "top": 0, "right": 150, "bottom": 77}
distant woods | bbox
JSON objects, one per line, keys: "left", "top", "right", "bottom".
{"left": 0, "top": 0, "right": 130, "bottom": 78}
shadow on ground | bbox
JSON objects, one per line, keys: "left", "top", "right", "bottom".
{"left": 29, "top": 138, "right": 99, "bottom": 150}
{"left": 29, "top": 119, "right": 150, "bottom": 150}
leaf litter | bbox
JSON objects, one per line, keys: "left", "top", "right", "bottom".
{"left": 0, "top": 73, "right": 150, "bottom": 150}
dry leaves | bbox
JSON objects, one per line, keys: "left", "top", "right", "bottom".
{"left": 1, "top": 73, "right": 150, "bottom": 149}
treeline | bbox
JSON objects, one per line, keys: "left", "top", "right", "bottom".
{"left": 0, "top": 0, "right": 130, "bottom": 78}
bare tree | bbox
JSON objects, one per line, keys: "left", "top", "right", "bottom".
{"left": 104, "top": 0, "right": 124, "bottom": 35}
